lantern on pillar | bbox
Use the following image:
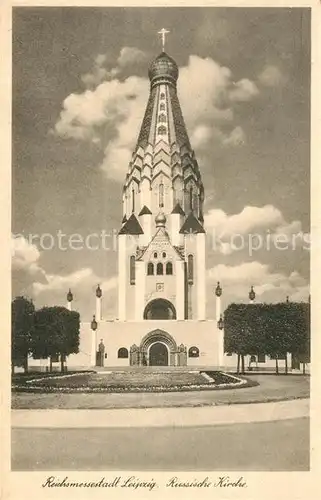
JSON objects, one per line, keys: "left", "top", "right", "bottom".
{"left": 215, "top": 281, "right": 223, "bottom": 322}
{"left": 91, "top": 314, "right": 98, "bottom": 331}
{"left": 96, "top": 284, "right": 102, "bottom": 298}
{"left": 90, "top": 314, "right": 98, "bottom": 367}
{"left": 215, "top": 281, "right": 222, "bottom": 297}
{"left": 95, "top": 284, "right": 102, "bottom": 321}
{"left": 217, "top": 314, "right": 224, "bottom": 330}
{"left": 67, "top": 289, "right": 73, "bottom": 310}
{"left": 249, "top": 286, "right": 256, "bottom": 303}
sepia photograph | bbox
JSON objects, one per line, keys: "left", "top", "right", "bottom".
{"left": 10, "top": 5, "right": 311, "bottom": 475}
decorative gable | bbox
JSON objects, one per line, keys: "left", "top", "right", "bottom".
{"left": 137, "top": 227, "right": 184, "bottom": 261}
{"left": 179, "top": 212, "right": 205, "bottom": 234}
{"left": 119, "top": 213, "right": 144, "bottom": 235}
{"left": 171, "top": 202, "right": 185, "bottom": 215}
{"left": 138, "top": 205, "right": 152, "bottom": 216}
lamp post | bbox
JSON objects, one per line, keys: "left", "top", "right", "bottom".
{"left": 249, "top": 286, "right": 255, "bottom": 304}
{"left": 96, "top": 284, "right": 102, "bottom": 321}
{"left": 66, "top": 289, "right": 73, "bottom": 311}
{"left": 90, "top": 314, "right": 98, "bottom": 367}
{"left": 215, "top": 281, "right": 222, "bottom": 322}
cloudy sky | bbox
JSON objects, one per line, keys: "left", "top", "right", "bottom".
{"left": 12, "top": 7, "right": 310, "bottom": 320}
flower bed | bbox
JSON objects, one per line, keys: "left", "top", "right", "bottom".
{"left": 12, "top": 370, "right": 258, "bottom": 393}
{"left": 12, "top": 370, "right": 94, "bottom": 384}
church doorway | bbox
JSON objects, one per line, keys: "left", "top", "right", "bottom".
{"left": 149, "top": 342, "right": 168, "bottom": 366}
{"left": 143, "top": 299, "right": 176, "bottom": 320}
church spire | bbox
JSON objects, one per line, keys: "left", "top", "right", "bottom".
{"left": 117, "top": 42, "right": 207, "bottom": 323}
{"left": 121, "top": 47, "right": 205, "bottom": 226}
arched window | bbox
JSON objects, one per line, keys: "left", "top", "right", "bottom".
{"left": 154, "top": 252, "right": 158, "bottom": 258}
{"left": 166, "top": 262, "right": 173, "bottom": 275}
{"left": 130, "top": 255, "right": 135, "bottom": 285}
{"left": 118, "top": 347, "right": 129, "bottom": 359}
{"left": 189, "top": 186, "right": 193, "bottom": 210}
{"left": 160, "top": 92, "right": 165, "bottom": 99}
{"left": 147, "top": 262, "right": 154, "bottom": 275}
{"left": 158, "top": 125, "right": 167, "bottom": 135}
{"left": 156, "top": 263, "right": 163, "bottom": 275}
{"left": 160, "top": 103, "right": 165, "bottom": 111}
{"left": 188, "top": 254, "right": 194, "bottom": 284}
{"left": 132, "top": 188, "right": 135, "bottom": 212}
{"left": 158, "top": 113, "right": 167, "bottom": 123}
{"left": 162, "top": 252, "right": 166, "bottom": 258}
{"left": 188, "top": 346, "right": 199, "bottom": 358}
{"left": 159, "top": 182, "right": 164, "bottom": 208}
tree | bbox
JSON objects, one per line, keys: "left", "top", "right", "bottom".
{"left": 287, "top": 302, "right": 310, "bottom": 374}
{"left": 224, "top": 301, "right": 310, "bottom": 375}
{"left": 260, "top": 304, "right": 289, "bottom": 374}
{"left": 55, "top": 309, "right": 80, "bottom": 372}
{"left": 32, "top": 307, "right": 80, "bottom": 372}
{"left": 224, "top": 304, "right": 261, "bottom": 374}
{"left": 11, "top": 296, "right": 35, "bottom": 374}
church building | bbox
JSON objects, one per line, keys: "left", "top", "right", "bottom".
{"left": 67, "top": 45, "right": 225, "bottom": 368}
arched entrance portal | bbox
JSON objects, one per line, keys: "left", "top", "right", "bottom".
{"left": 143, "top": 299, "right": 176, "bottom": 320}
{"left": 149, "top": 342, "right": 168, "bottom": 366}
{"left": 130, "top": 330, "right": 187, "bottom": 367}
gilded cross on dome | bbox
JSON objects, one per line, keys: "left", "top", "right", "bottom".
{"left": 158, "top": 28, "right": 170, "bottom": 51}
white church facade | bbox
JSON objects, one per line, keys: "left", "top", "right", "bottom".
{"left": 26, "top": 46, "right": 306, "bottom": 374}
{"left": 66, "top": 48, "right": 226, "bottom": 368}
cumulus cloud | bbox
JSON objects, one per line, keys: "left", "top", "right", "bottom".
{"left": 258, "top": 65, "right": 285, "bottom": 87}
{"left": 99, "top": 78, "right": 149, "bottom": 181}
{"left": 207, "top": 261, "right": 309, "bottom": 304}
{"left": 55, "top": 76, "right": 148, "bottom": 149}
{"left": 12, "top": 235, "right": 42, "bottom": 274}
{"left": 204, "top": 205, "right": 309, "bottom": 255}
{"left": 54, "top": 52, "right": 260, "bottom": 181}
{"left": 178, "top": 55, "right": 258, "bottom": 150}
{"left": 222, "top": 126, "right": 246, "bottom": 146}
{"left": 32, "top": 268, "right": 118, "bottom": 320}
{"left": 116, "top": 47, "right": 148, "bottom": 68}
{"left": 11, "top": 236, "right": 118, "bottom": 318}
{"left": 229, "top": 78, "right": 259, "bottom": 102}
{"left": 32, "top": 267, "right": 117, "bottom": 296}
{"left": 205, "top": 205, "right": 283, "bottom": 236}
{"left": 81, "top": 46, "right": 149, "bottom": 88}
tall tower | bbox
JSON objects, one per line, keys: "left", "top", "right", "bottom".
{"left": 118, "top": 47, "right": 206, "bottom": 322}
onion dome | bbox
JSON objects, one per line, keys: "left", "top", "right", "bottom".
{"left": 155, "top": 211, "right": 167, "bottom": 227}
{"left": 96, "top": 284, "right": 102, "bottom": 298}
{"left": 148, "top": 52, "right": 179, "bottom": 88}
{"left": 215, "top": 282, "right": 222, "bottom": 297}
{"left": 67, "top": 289, "right": 73, "bottom": 302}
{"left": 249, "top": 286, "right": 256, "bottom": 302}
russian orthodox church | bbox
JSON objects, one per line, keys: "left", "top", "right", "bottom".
{"left": 67, "top": 48, "right": 225, "bottom": 368}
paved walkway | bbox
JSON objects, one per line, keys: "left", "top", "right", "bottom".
{"left": 12, "top": 418, "right": 310, "bottom": 471}
{"left": 12, "top": 397, "right": 309, "bottom": 428}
